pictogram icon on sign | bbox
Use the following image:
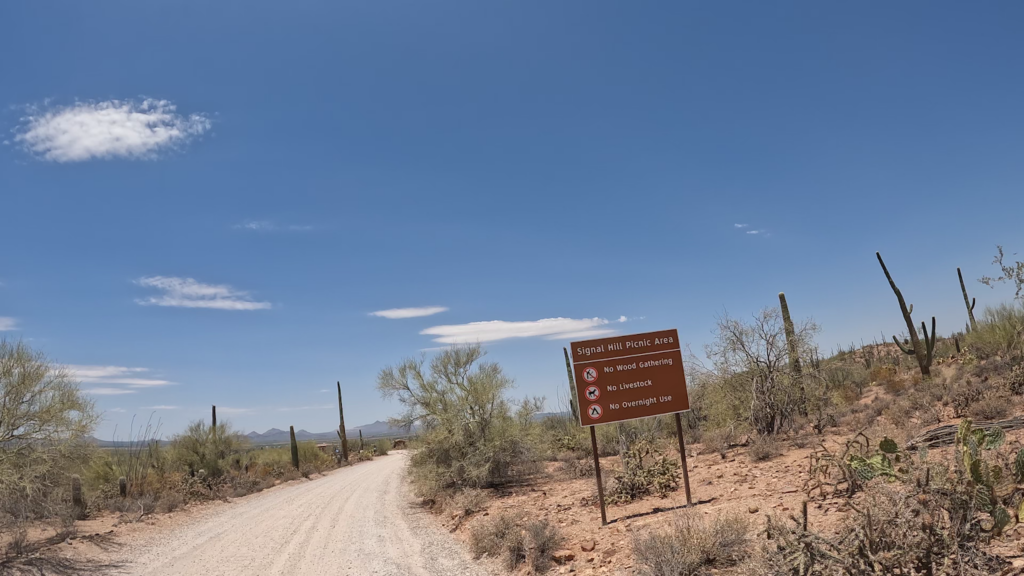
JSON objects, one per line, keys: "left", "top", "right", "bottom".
{"left": 584, "top": 385, "right": 600, "bottom": 401}
{"left": 582, "top": 367, "right": 599, "bottom": 384}
{"left": 587, "top": 404, "right": 603, "bottom": 420}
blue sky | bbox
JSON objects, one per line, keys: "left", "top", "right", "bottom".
{"left": 2, "top": 1, "right": 1023, "bottom": 439}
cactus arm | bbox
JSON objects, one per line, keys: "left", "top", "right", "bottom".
{"left": 908, "top": 304, "right": 913, "bottom": 315}
{"left": 893, "top": 335, "right": 915, "bottom": 355}
{"left": 924, "top": 316, "right": 936, "bottom": 368}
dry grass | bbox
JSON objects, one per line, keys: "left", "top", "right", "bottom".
{"left": 469, "top": 512, "right": 526, "bottom": 570}
{"left": 747, "top": 435, "right": 782, "bottom": 462}
{"left": 632, "top": 511, "right": 749, "bottom": 576}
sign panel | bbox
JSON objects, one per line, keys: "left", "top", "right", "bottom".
{"left": 570, "top": 329, "right": 689, "bottom": 426}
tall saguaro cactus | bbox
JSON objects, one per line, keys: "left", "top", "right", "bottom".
{"left": 958, "top": 267, "right": 978, "bottom": 331}
{"left": 289, "top": 426, "right": 300, "bottom": 469}
{"left": 211, "top": 405, "right": 217, "bottom": 440}
{"left": 563, "top": 347, "right": 579, "bottom": 422}
{"left": 337, "top": 382, "right": 349, "bottom": 462}
{"left": 359, "top": 429, "right": 364, "bottom": 451}
{"left": 778, "top": 292, "right": 806, "bottom": 416}
{"left": 877, "top": 252, "right": 936, "bottom": 378}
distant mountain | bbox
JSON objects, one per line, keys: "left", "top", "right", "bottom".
{"left": 243, "top": 421, "right": 412, "bottom": 446}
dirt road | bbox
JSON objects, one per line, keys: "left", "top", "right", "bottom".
{"left": 113, "top": 452, "right": 493, "bottom": 576}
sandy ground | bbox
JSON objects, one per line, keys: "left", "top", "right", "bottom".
{"left": 101, "top": 451, "right": 494, "bottom": 576}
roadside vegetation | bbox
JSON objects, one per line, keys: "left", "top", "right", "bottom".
{"left": 377, "top": 246, "right": 1024, "bottom": 574}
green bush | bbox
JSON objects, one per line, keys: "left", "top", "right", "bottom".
{"left": 962, "top": 303, "right": 1024, "bottom": 360}
{"left": 378, "top": 345, "right": 542, "bottom": 499}
{"left": 607, "top": 436, "right": 679, "bottom": 504}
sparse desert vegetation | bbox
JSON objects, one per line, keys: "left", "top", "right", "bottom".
{"left": 378, "top": 247, "right": 1024, "bottom": 574}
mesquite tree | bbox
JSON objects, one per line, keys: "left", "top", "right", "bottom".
{"left": 876, "top": 252, "right": 936, "bottom": 379}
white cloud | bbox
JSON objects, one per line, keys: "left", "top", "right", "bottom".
{"left": 371, "top": 306, "right": 449, "bottom": 319}
{"left": 142, "top": 405, "right": 179, "bottom": 410}
{"left": 107, "top": 408, "right": 126, "bottom": 413}
{"left": 67, "top": 365, "right": 173, "bottom": 387}
{"left": 747, "top": 230, "right": 760, "bottom": 234}
{"left": 135, "top": 276, "right": 271, "bottom": 310}
{"left": 86, "top": 387, "right": 137, "bottom": 395}
{"left": 233, "top": 221, "right": 313, "bottom": 232}
{"left": 14, "top": 99, "right": 211, "bottom": 162}
{"left": 734, "top": 223, "right": 749, "bottom": 228}
{"left": 277, "top": 404, "right": 332, "bottom": 411}
{"left": 421, "top": 316, "right": 626, "bottom": 344}
{"left": 0, "top": 317, "right": 17, "bottom": 331}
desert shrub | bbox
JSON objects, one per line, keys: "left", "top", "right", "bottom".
{"left": 968, "top": 395, "right": 1011, "bottom": 421}
{"left": 446, "top": 488, "right": 488, "bottom": 517}
{"left": 469, "top": 512, "right": 563, "bottom": 573}
{"left": 0, "top": 340, "right": 98, "bottom": 543}
{"left": 469, "top": 512, "right": 527, "bottom": 570}
{"left": 168, "top": 420, "right": 248, "bottom": 480}
{"left": 748, "top": 434, "right": 782, "bottom": 462}
{"left": 962, "top": 302, "right": 1024, "bottom": 360}
{"left": 296, "top": 441, "right": 334, "bottom": 472}
{"left": 378, "top": 345, "right": 542, "bottom": 499}
{"left": 558, "top": 457, "right": 595, "bottom": 479}
{"left": 632, "top": 511, "right": 749, "bottom": 576}
{"left": 951, "top": 382, "right": 988, "bottom": 417}
{"left": 869, "top": 364, "right": 899, "bottom": 387}
{"left": 279, "top": 469, "right": 302, "bottom": 483}
{"left": 607, "top": 436, "right": 679, "bottom": 504}
{"left": 524, "top": 519, "right": 564, "bottom": 573}
{"left": 157, "top": 492, "right": 183, "bottom": 513}
{"left": 372, "top": 439, "right": 390, "bottom": 456}
{"left": 1007, "top": 363, "right": 1024, "bottom": 395}
{"left": 698, "top": 426, "right": 737, "bottom": 458}
{"left": 4, "top": 523, "right": 27, "bottom": 557}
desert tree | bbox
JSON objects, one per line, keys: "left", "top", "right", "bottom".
{"left": 0, "top": 340, "right": 97, "bottom": 528}
{"left": 980, "top": 245, "right": 1024, "bottom": 301}
{"left": 377, "top": 344, "right": 542, "bottom": 491}
{"left": 704, "top": 308, "right": 818, "bottom": 436}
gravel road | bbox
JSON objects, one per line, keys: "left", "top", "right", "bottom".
{"left": 114, "top": 452, "right": 494, "bottom": 576}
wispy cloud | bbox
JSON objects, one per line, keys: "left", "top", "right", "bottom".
{"left": 216, "top": 407, "right": 254, "bottom": 414}
{"left": 135, "top": 276, "right": 271, "bottom": 310}
{"left": 142, "top": 405, "right": 179, "bottom": 410}
{"left": 85, "top": 387, "right": 137, "bottom": 395}
{"left": 277, "top": 404, "right": 332, "bottom": 411}
{"left": 734, "top": 223, "right": 749, "bottom": 228}
{"left": 371, "top": 306, "right": 449, "bottom": 319}
{"left": 107, "top": 408, "right": 126, "bottom": 413}
{"left": 233, "top": 220, "right": 314, "bottom": 232}
{"left": 746, "top": 229, "right": 770, "bottom": 236}
{"left": 0, "top": 317, "right": 17, "bottom": 331}
{"left": 421, "top": 316, "right": 626, "bottom": 344}
{"left": 14, "top": 99, "right": 210, "bottom": 162}
{"left": 68, "top": 365, "right": 173, "bottom": 388}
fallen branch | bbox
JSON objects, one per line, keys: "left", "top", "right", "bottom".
{"left": 905, "top": 417, "right": 1024, "bottom": 450}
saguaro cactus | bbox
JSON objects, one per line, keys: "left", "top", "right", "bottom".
{"left": 337, "top": 382, "right": 349, "bottom": 462}
{"left": 958, "top": 267, "right": 978, "bottom": 331}
{"left": 118, "top": 476, "right": 127, "bottom": 498}
{"left": 289, "top": 426, "right": 300, "bottom": 470}
{"left": 211, "top": 405, "right": 217, "bottom": 440}
{"left": 563, "top": 347, "right": 579, "bottom": 422}
{"left": 877, "top": 252, "right": 936, "bottom": 378}
{"left": 71, "top": 474, "right": 85, "bottom": 518}
{"left": 778, "top": 292, "right": 806, "bottom": 416}
{"left": 359, "top": 429, "right": 364, "bottom": 451}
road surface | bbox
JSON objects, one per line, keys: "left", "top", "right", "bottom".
{"left": 115, "top": 452, "right": 493, "bottom": 576}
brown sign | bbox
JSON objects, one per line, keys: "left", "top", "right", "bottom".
{"left": 570, "top": 329, "right": 689, "bottom": 426}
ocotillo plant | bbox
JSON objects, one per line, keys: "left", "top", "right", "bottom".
{"left": 958, "top": 267, "right": 978, "bottom": 331}
{"left": 877, "top": 252, "right": 936, "bottom": 379}
{"left": 563, "top": 347, "right": 579, "bottom": 422}
{"left": 337, "top": 382, "right": 349, "bottom": 462}
{"left": 778, "top": 292, "right": 806, "bottom": 416}
{"left": 289, "top": 426, "right": 300, "bottom": 470}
